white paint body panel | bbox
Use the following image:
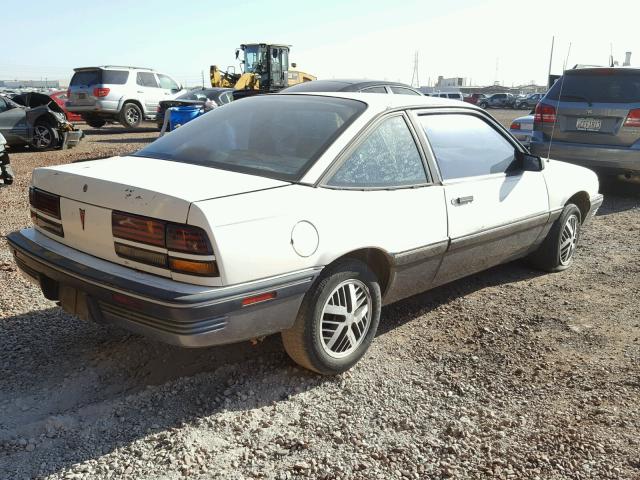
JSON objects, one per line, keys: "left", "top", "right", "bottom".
{"left": 542, "top": 159, "right": 600, "bottom": 209}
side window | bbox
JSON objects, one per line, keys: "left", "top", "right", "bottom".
{"left": 328, "top": 116, "right": 428, "bottom": 188}
{"left": 360, "top": 86, "right": 388, "bottom": 94}
{"left": 219, "top": 92, "right": 233, "bottom": 104}
{"left": 420, "top": 114, "right": 517, "bottom": 180}
{"left": 0, "top": 98, "right": 7, "bottom": 113}
{"left": 157, "top": 74, "right": 179, "bottom": 91}
{"left": 136, "top": 72, "right": 159, "bottom": 88}
{"left": 390, "top": 86, "right": 421, "bottom": 96}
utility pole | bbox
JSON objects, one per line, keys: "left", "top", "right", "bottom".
{"left": 201, "top": 70, "right": 205, "bottom": 88}
{"left": 410, "top": 51, "right": 420, "bottom": 88}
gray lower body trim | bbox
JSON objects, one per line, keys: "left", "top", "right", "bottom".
{"left": 8, "top": 229, "right": 320, "bottom": 347}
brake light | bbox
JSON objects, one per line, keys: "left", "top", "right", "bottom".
{"left": 111, "top": 211, "right": 218, "bottom": 276}
{"left": 623, "top": 108, "right": 640, "bottom": 128}
{"left": 510, "top": 122, "right": 521, "bottom": 130}
{"left": 93, "top": 87, "right": 110, "bottom": 97}
{"left": 112, "top": 212, "right": 165, "bottom": 247}
{"left": 29, "top": 187, "right": 61, "bottom": 219}
{"left": 166, "top": 224, "right": 212, "bottom": 254}
{"left": 534, "top": 103, "right": 557, "bottom": 124}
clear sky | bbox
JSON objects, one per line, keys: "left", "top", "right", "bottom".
{"left": 1, "top": 0, "right": 638, "bottom": 87}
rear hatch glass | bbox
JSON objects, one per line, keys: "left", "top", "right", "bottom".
{"left": 70, "top": 69, "right": 129, "bottom": 87}
{"left": 541, "top": 69, "right": 640, "bottom": 146}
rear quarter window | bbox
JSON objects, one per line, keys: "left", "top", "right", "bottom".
{"left": 102, "top": 70, "right": 129, "bottom": 85}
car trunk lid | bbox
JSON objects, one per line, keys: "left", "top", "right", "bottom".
{"left": 30, "top": 156, "right": 289, "bottom": 276}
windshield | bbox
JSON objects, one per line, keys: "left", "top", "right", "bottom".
{"left": 547, "top": 70, "right": 640, "bottom": 103}
{"left": 134, "top": 95, "right": 366, "bottom": 181}
{"left": 244, "top": 45, "right": 265, "bottom": 74}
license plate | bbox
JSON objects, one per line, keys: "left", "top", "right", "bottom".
{"left": 576, "top": 117, "right": 602, "bottom": 131}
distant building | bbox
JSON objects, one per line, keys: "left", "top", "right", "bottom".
{"left": 1, "top": 80, "right": 60, "bottom": 89}
{"left": 435, "top": 76, "right": 465, "bottom": 88}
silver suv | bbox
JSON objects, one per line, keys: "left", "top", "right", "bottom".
{"left": 66, "top": 66, "right": 186, "bottom": 128}
{"left": 531, "top": 67, "right": 640, "bottom": 178}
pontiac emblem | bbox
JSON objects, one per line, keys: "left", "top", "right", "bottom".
{"left": 79, "top": 208, "right": 86, "bottom": 230}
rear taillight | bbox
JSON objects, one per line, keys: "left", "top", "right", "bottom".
{"left": 29, "top": 187, "right": 61, "bottom": 219}
{"left": 534, "top": 103, "right": 557, "bottom": 124}
{"left": 112, "top": 212, "right": 165, "bottom": 247}
{"left": 166, "top": 224, "right": 212, "bottom": 254}
{"left": 510, "top": 122, "right": 521, "bottom": 130}
{"left": 623, "top": 108, "right": 640, "bottom": 128}
{"left": 93, "top": 87, "right": 110, "bottom": 97}
{"left": 111, "top": 211, "right": 218, "bottom": 276}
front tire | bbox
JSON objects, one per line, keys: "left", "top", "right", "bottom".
{"left": 479, "top": 102, "right": 488, "bottom": 109}
{"left": 31, "top": 122, "right": 58, "bottom": 150}
{"left": 528, "top": 203, "right": 581, "bottom": 272}
{"left": 282, "top": 259, "right": 381, "bottom": 375}
{"left": 119, "top": 102, "right": 142, "bottom": 128}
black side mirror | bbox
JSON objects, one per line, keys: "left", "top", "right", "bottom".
{"left": 516, "top": 149, "right": 544, "bottom": 171}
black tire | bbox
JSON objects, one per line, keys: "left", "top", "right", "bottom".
{"left": 85, "top": 117, "right": 106, "bottom": 129}
{"left": 119, "top": 102, "right": 142, "bottom": 128}
{"left": 281, "top": 259, "right": 382, "bottom": 375}
{"left": 31, "top": 122, "right": 58, "bottom": 151}
{"left": 479, "top": 102, "right": 488, "bottom": 109}
{"left": 528, "top": 203, "right": 582, "bottom": 272}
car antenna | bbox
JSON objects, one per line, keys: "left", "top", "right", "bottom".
{"left": 546, "top": 42, "right": 572, "bottom": 162}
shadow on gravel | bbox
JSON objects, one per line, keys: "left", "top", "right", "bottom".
{"left": 0, "top": 307, "right": 327, "bottom": 478}
{"left": 82, "top": 126, "right": 158, "bottom": 135}
{"left": 94, "top": 137, "right": 156, "bottom": 145}
{"left": 378, "top": 260, "right": 543, "bottom": 335}
{"left": 597, "top": 178, "right": 640, "bottom": 216}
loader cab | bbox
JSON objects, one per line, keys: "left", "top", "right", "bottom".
{"left": 241, "top": 43, "right": 290, "bottom": 91}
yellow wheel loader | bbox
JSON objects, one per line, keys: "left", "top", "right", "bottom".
{"left": 210, "top": 43, "right": 314, "bottom": 98}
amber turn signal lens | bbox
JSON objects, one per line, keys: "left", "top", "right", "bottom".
{"left": 168, "top": 257, "right": 219, "bottom": 276}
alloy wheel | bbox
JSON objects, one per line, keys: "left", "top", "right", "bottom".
{"left": 33, "top": 125, "right": 52, "bottom": 149}
{"left": 559, "top": 214, "right": 579, "bottom": 265}
{"left": 319, "top": 279, "right": 372, "bottom": 359}
{"left": 125, "top": 107, "right": 140, "bottom": 125}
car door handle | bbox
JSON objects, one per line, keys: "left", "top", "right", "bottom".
{"left": 137, "top": 90, "right": 144, "bottom": 93}
{"left": 451, "top": 195, "right": 474, "bottom": 206}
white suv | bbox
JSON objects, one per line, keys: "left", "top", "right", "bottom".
{"left": 66, "top": 66, "right": 186, "bottom": 128}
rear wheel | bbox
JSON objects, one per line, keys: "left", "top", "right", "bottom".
{"left": 282, "top": 259, "right": 381, "bottom": 375}
{"left": 31, "top": 122, "right": 57, "bottom": 150}
{"left": 119, "top": 102, "right": 142, "bottom": 128}
{"left": 528, "top": 203, "right": 581, "bottom": 272}
{"left": 479, "top": 102, "right": 488, "bottom": 109}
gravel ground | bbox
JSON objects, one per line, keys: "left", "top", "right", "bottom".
{"left": 1, "top": 114, "right": 639, "bottom": 480}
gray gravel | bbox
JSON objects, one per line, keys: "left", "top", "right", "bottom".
{"left": 1, "top": 119, "right": 639, "bottom": 480}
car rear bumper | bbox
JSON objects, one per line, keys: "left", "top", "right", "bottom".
{"left": 531, "top": 140, "right": 640, "bottom": 175}
{"left": 7, "top": 228, "right": 320, "bottom": 348}
{"left": 67, "top": 100, "right": 120, "bottom": 115}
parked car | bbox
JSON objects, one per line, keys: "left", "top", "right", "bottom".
{"left": 515, "top": 93, "right": 545, "bottom": 110}
{"left": 478, "top": 93, "right": 516, "bottom": 109}
{"left": 280, "top": 79, "right": 422, "bottom": 95}
{"left": 509, "top": 114, "right": 534, "bottom": 147}
{"left": 49, "top": 91, "right": 82, "bottom": 122}
{"left": 0, "top": 133, "right": 13, "bottom": 186}
{"left": 8, "top": 93, "right": 602, "bottom": 374}
{"left": 0, "top": 93, "right": 83, "bottom": 150}
{"left": 66, "top": 66, "right": 186, "bottom": 129}
{"left": 464, "top": 93, "right": 487, "bottom": 105}
{"left": 530, "top": 67, "right": 640, "bottom": 179}
{"left": 156, "top": 87, "right": 234, "bottom": 130}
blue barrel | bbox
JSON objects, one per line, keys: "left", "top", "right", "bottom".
{"left": 169, "top": 106, "right": 202, "bottom": 131}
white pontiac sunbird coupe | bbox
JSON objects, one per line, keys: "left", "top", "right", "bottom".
{"left": 9, "top": 93, "right": 603, "bottom": 374}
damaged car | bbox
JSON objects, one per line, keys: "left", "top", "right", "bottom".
{"left": 0, "top": 93, "right": 83, "bottom": 151}
{"left": 0, "top": 133, "right": 14, "bottom": 186}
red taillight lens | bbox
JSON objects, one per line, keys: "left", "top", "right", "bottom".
{"left": 93, "top": 87, "right": 110, "bottom": 97}
{"left": 242, "top": 291, "right": 277, "bottom": 307}
{"left": 534, "top": 103, "right": 557, "bottom": 124}
{"left": 66, "top": 88, "right": 71, "bottom": 97}
{"left": 29, "top": 187, "right": 61, "bottom": 219}
{"left": 510, "top": 122, "right": 521, "bottom": 130}
{"left": 166, "top": 224, "right": 212, "bottom": 254}
{"left": 623, "top": 108, "right": 640, "bottom": 128}
{"left": 112, "top": 212, "right": 165, "bottom": 247}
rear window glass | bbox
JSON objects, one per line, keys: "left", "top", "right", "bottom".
{"left": 70, "top": 69, "right": 128, "bottom": 86}
{"left": 547, "top": 70, "right": 640, "bottom": 103}
{"left": 134, "top": 95, "right": 366, "bottom": 181}
{"left": 281, "top": 81, "right": 350, "bottom": 92}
